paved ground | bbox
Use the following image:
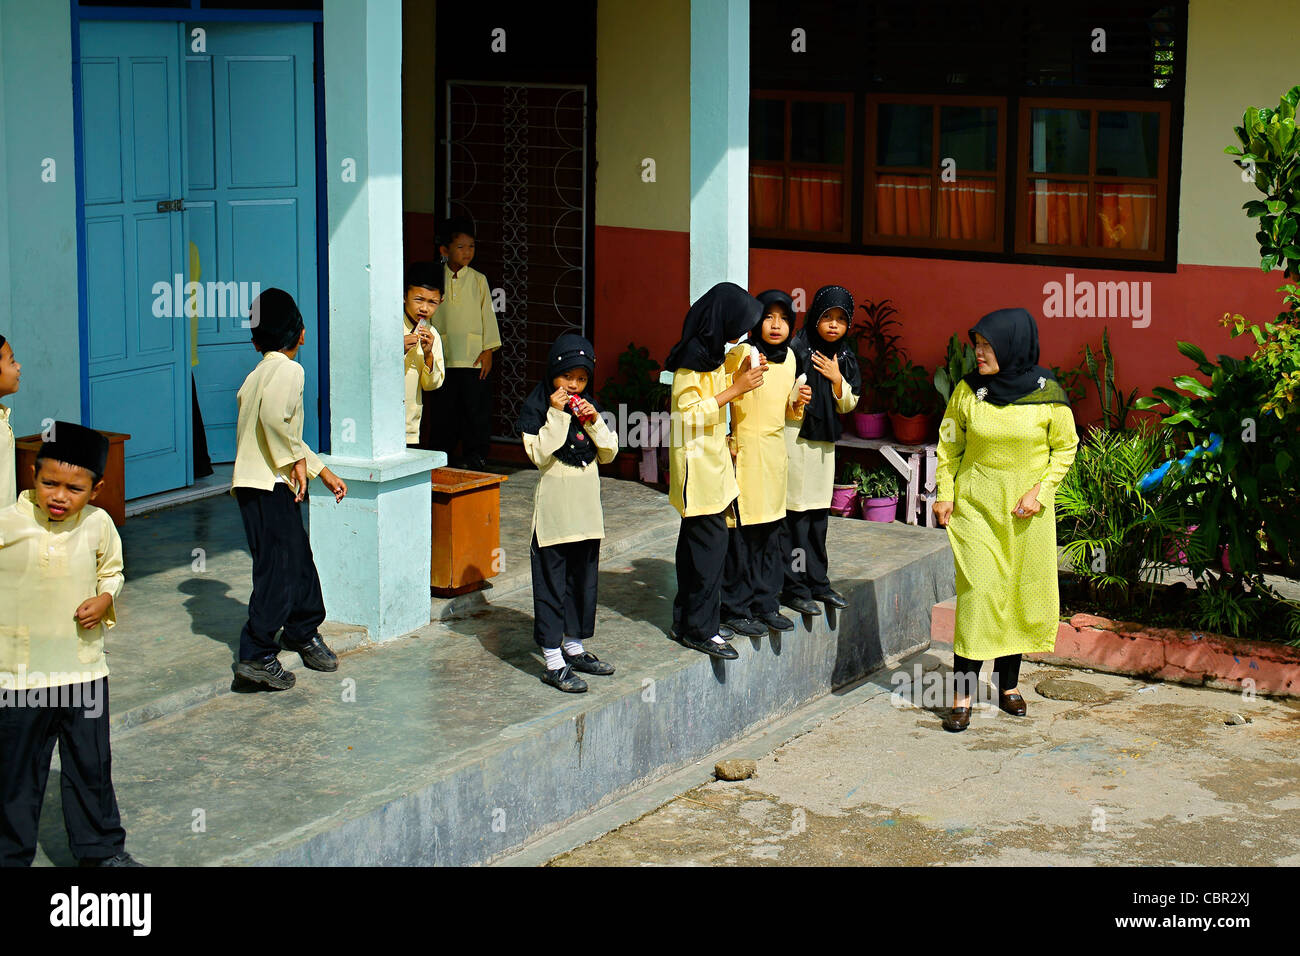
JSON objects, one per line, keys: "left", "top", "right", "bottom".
{"left": 549, "top": 649, "right": 1300, "bottom": 866}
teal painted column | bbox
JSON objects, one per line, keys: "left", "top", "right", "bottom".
{"left": 689, "top": 0, "right": 749, "bottom": 303}
{"left": 312, "top": 0, "right": 443, "bottom": 641}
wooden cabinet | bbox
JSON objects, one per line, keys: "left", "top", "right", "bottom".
{"left": 430, "top": 467, "right": 507, "bottom": 595}
{"left": 16, "top": 430, "right": 131, "bottom": 527}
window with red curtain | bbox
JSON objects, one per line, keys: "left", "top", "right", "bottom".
{"left": 1015, "top": 99, "right": 1169, "bottom": 260}
{"left": 750, "top": 92, "right": 852, "bottom": 242}
{"left": 864, "top": 96, "right": 1006, "bottom": 252}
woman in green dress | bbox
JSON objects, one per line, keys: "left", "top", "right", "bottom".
{"left": 933, "top": 308, "right": 1079, "bottom": 733}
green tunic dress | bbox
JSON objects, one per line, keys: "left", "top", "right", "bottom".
{"left": 936, "top": 379, "right": 1079, "bottom": 660}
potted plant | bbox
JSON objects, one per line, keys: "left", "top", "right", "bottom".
{"left": 846, "top": 298, "right": 904, "bottom": 438}
{"left": 832, "top": 461, "right": 863, "bottom": 517}
{"left": 878, "top": 354, "right": 936, "bottom": 444}
{"left": 933, "top": 333, "right": 975, "bottom": 408}
{"left": 856, "top": 466, "right": 901, "bottom": 522}
{"left": 597, "top": 342, "right": 670, "bottom": 481}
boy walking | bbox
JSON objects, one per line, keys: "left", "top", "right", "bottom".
{"left": 231, "top": 288, "right": 347, "bottom": 691}
{"left": 0, "top": 422, "right": 139, "bottom": 866}
{"left": 423, "top": 217, "right": 501, "bottom": 469}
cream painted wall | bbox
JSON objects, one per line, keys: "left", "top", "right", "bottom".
{"left": 595, "top": 0, "right": 690, "bottom": 231}
{"left": 1179, "top": 0, "right": 1299, "bottom": 267}
{"left": 402, "top": 0, "right": 437, "bottom": 214}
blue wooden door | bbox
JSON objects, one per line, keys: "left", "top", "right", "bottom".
{"left": 185, "top": 24, "right": 318, "bottom": 462}
{"left": 80, "top": 21, "right": 190, "bottom": 498}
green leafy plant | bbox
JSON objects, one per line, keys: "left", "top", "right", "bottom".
{"left": 877, "top": 354, "right": 934, "bottom": 417}
{"left": 848, "top": 298, "right": 905, "bottom": 410}
{"left": 933, "top": 333, "right": 976, "bottom": 405}
{"left": 598, "top": 342, "right": 670, "bottom": 415}
{"left": 1225, "top": 85, "right": 1300, "bottom": 279}
{"left": 1049, "top": 362, "right": 1087, "bottom": 405}
{"left": 838, "top": 461, "right": 867, "bottom": 487}
{"left": 1081, "top": 327, "right": 1138, "bottom": 431}
{"left": 856, "top": 466, "right": 900, "bottom": 500}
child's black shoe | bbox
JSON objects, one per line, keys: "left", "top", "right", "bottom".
{"left": 287, "top": 633, "right": 339, "bottom": 672}
{"left": 232, "top": 656, "right": 296, "bottom": 691}
{"left": 674, "top": 631, "right": 739, "bottom": 660}
{"left": 760, "top": 611, "right": 794, "bottom": 631}
{"left": 782, "top": 594, "right": 823, "bottom": 616}
{"left": 79, "top": 851, "right": 143, "bottom": 867}
{"left": 563, "top": 651, "right": 615, "bottom": 676}
{"left": 542, "top": 665, "right": 588, "bottom": 693}
{"left": 724, "top": 616, "right": 766, "bottom": 637}
{"left": 814, "top": 589, "right": 849, "bottom": 609}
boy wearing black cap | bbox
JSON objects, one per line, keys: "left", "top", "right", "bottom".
{"left": 402, "top": 262, "right": 446, "bottom": 447}
{"left": 231, "top": 288, "right": 347, "bottom": 691}
{"left": 0, "top": 422, "right": 140, "bottom": 866}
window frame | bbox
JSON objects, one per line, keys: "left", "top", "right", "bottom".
{"left": 1014, "top": 97, "right": 1171, "bottom": 261}
{"left": 862, "top": 93, "right": 1007, "bottom": 254}
{"left": 750, "top": 89, "right": 854, "bottom": 244}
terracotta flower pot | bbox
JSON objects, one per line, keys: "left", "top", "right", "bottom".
{"left": 860, "top": 494, "right": 899, "bottom": 522}
{"left": 853, "top": 410, "right": 889, "bottom": 439}
{"left": 888, "top": 412, "right": 933, "bottom": 445}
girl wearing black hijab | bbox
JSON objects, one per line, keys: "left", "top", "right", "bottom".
{"left": 666, "top": 282, "right": 767, "bottom": 659}
{"left": 720, "top": 289, "right": 812, "bottom": 636}
{"left": 519, "top": 333, "right": 620, "bottom": 693}
{"left": 781, "top": 285, "right": 862, "bottom": 616}
{"left": 933, "top": 307, "right": 1079, "bottom": 732}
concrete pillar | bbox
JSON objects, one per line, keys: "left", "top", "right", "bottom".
{"left": 311, "top": 0, "right": 443, "bottom": 641}
{"left": 689, "top": 0, "right": 749, "bottom": 303}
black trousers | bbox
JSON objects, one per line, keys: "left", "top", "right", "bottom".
{"left": 952, "top": 653, "right": 1023, "bottom": 697}
{"left": 235, "top": 484, "right": 326, "bottom": 661}
{"left": 423, "top": 367, "right": 492, "bottom": 461}
{"left": 673, "top": 512, "right": 729, "bottom": 641}
{"left": 0, "top": 679, "right": 126, "bottom": 866}
{"left": 530, "top": 533, "right": 601, "bottom": 651}
{"left": 722, "top": 519, "right": 783, "bottom": 620}
{"left": 781, "top": 507, "right": 830, "bottom": 600}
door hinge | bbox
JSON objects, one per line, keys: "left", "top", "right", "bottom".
{"left": 157, "top": 199, "right": 185, "bottom": 213}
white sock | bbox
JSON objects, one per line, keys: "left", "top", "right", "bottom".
{"left": 562, "top": 639, "right": 585, "bottom": 657}
{"left": 543, "top": 647, "right": 565, "bottom": 670}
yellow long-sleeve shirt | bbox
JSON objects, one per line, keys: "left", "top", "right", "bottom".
{"left": 231, "top": 351, "right": 322, "bottom": 492}
{"left": 0, "top": 403, "right": 14, "bottom": 508}
{"left": 669, "top": 366, "right": 739, "bottom": 518}
{"left": 785, "top": 375, "right": 858, "bottom": 512}
{"left": 403, "top": 314, "right": 445, "bottom": 444}
{"left": 0, "top": 491, "right": 123, "bottom": 690}
{"left": 435, "top": 263, "right": 502, "bottom": 367}
{"left": 522, "top": 406, "right": 619, "bottom": 547}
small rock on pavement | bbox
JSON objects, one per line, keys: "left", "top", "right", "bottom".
{"left": 1224, "top": 713, "right": 1252, "bottom": 726}
{"left": 715, "top": 759, "right": 757, "bottom": 781}
{"left": 1035, "top": 678, "right": 1108, "bottom": 703}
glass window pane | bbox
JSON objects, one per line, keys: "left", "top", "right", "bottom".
{"left": 1029, "top": 108, "right": 1090, "bottom": 174}
{"left": 1025, "top": 180, "right": 1088, "bottom": 246}
{"left": 937, "top": 178, "right": 996, "bottom": 241}
{"left": 876, "top": 103, "right": 932, "bottom": 167}
{"left": 939, "top": 106, "right": 998, "bottom": 172}
{"left": 1096, "top": 183, "right": 1156, "bottom": 250}
{"left": 790, "top": 101, "right": 846, "bottom": 164}
{"left": 750, "top": 166, "right": 785, "bottom": 230}
{"left": 1096, "top": 111, "right": 1160, "bottom": 178}
{"left": 751, "top": 99, "right": 786, "bottom": 162}
{"left": 873, "top": 173, "right": 931, "bottom": 237}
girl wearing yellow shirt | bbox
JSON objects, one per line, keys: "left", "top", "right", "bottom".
{"left": 721, "top": 290, "right": 811, "bottom": 636}
{"left": 666, "top": 282, "right": 767, "bottom": 660}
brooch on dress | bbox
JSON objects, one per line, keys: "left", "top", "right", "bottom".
{"left": 1037, "top": 376, "right": 1047, "bottom": 390}
{"left": 975, "top": 387, "right": 988, "bottom": 402}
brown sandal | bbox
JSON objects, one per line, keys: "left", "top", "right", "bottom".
{"left": 999, "top": 692, "right": 1027, "bottom": 717}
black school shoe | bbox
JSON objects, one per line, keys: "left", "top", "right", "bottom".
{"left": 673, "top": 630, "right": 739, "bottom": 661}
{"left": 760, "top": 611, "right": 794, "bottom": 631}
{"left": 814, "top": 589, "right": 849, "bottom": 609}
{"left": 782, "top": 593, "right": 823, "bottom": 616}
{"left": 724, "top": 617, "right": 766, "bottom": 637}
{"left": 286, "top": 634, "right": 339, "bottom": 672}
{"left": 79, "top": 851, "right": 143, "bottom": 868}
{"left": 563, "top": 650, "right": 615, "bottom": 676}
{"left": 542, "top": 665, "right": 588, "bottom": 693}
{"left": 232, "top": 656, "right": 296, "bottom": 691}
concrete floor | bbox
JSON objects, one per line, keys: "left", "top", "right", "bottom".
{"left": 550, "top": 650, "right": 1300, "bottom": 866}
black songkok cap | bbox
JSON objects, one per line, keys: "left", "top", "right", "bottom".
{"left": 37, "top": 422, "right": 109, "bottom": 480}
{"left": 404, "top": 261, "right": 443, "bottom": 293}
{"left": 249, "top": 288, "right": 304, "bottom": 353}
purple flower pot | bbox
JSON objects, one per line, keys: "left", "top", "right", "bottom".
{"left": 860, "top": 495, "right": 899, "bottom": 522}
{"left": 853, "top": 410, "right": 889, "bottom": 439}
{"left": 830, "top": 484, "right": 859, "bottom": 517}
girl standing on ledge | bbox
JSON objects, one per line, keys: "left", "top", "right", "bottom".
{"left": 933, "top": 307, "right": 1079, "bottom": 733}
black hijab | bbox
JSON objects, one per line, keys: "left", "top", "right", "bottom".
{"left": 517, "top": 333, "right": 604, "bottom": 468}
{"left": 792, "top": 285, "right": 862, "bottom": 443}
{"left": 751, "top": 289, "right": 796, "bottom": 366}
{"left": 962, "top": 308, "right": 1069, "bottom": 407}
{"left": 664, "top": 282, "right": 763, "bottom": 373}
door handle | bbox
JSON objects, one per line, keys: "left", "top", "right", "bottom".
{"left": 156, "top": 199, "right": 185, "bottom": 213}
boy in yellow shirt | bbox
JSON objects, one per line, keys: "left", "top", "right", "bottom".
{"left": 424, "top": 217, "right": 501, "bottom": 469}
{"left": 0, "top": 333, "right": 19, "bottom": 507}
{"left": 231, "top": 289, "right": 347, "bottom": 692}
{"left": 0, "top": 422, "right": 140, "bottom": 866}
{"left": 401, "top": 263, "right": 446, "bottom": 447}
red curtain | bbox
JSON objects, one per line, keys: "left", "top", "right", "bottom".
{"left": 749, "top": 166, "right": 783, "bottom": 230}
{"left": 1097, "top": 184, "right": 1155, "bottom": 250}
{"left": 1026, "top": 181, "right": 1087, "bottom": 246}
{"left": 874, "top": 174, "right": 931, "bottom": 237}
{"left": 936, "top": 179, "right": 996, "bottom": 241}
{"left": 788, "top": 167, "right": 844, "bottom": 233}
